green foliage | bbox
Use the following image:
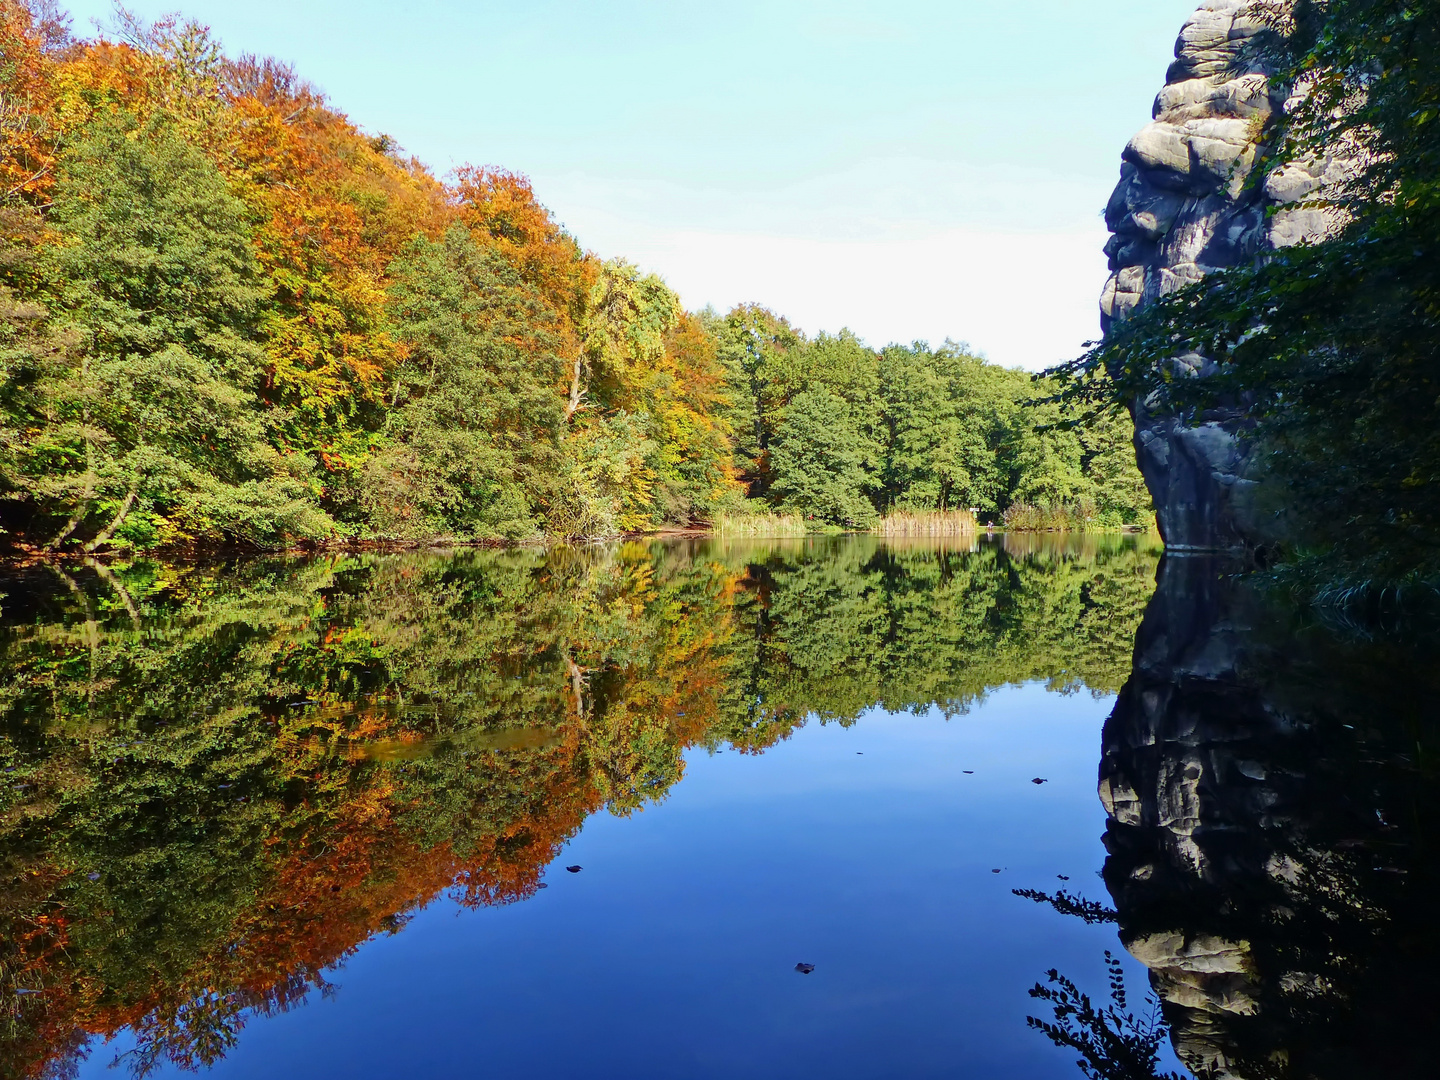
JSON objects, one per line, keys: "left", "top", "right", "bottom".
{"left": 365, "top": 226, "right": 564, "bottom": 539}
{"left": 714, "top": 322, "right": 1152, "bottom": 530}
{"left": 709, "top": 303, "right": 804, "bottom": 498}
{"left": 581, "top": 258, "right": 680, "bottom": 402}
{"left": 1002, "top": 396, "right": 1089, "bottom": 511}
{"left": 878, "top": 342, "right": 1019, "bottom": 513}
{"left": 549, "top": 410, "right": 657, "bottom": 537}
{"left": 1080, "top": 406, "right": 1154, "bottom": 528}
{"left": 13, "top": 110, "right": 330, "bottom": 548}
{"left": 771, "top": 386, "right": 879, "bottom": 527}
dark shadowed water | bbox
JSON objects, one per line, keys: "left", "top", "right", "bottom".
{"left": 3, "top": 535, "right": 1435, "bottom": 1080}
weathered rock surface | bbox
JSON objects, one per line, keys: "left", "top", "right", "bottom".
{"left": 1101, "top": 0, "right": 1341, "bottom": 552}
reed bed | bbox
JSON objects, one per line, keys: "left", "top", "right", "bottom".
{"left": 875, "top": 509, "right": 977, "bottom": 536}
{"left": 713, "top": 512, "right": 808, "bottom": 537}
{"left": 1002, "top": 501, "right": 1094, "bottom": 532}
{"left": 1002, "top": 499, "right": 1154, "bottom": 533}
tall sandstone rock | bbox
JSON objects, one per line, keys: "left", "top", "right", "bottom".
{"left": 1101, "top": 0, "right": 1341, "bottom": 551}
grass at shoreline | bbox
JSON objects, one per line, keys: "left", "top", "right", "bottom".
{"left": 1001, "top": 500, "right": 1154, "bottom": 534}
{"left": 875, "top": 510, "right": 977, "bottom": 536}
{"left": 712, "top": 512, "right": 809, "bottom": 538}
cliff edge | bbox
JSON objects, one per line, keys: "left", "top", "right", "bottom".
{"left": 1101, "top": 0, "right": 1341, "bottom": 552}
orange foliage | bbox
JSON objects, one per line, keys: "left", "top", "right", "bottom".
{"left": 214, "top": 86, "right": 452, "bottom": 461}
{"left": 3, "top": 9, "right": 740, "bottom": 539}
{"left": 0, "top": 1, "right": 58, "bottom": 205}
{"left": 453, "top": 166, "right": 596, "bottom": 336}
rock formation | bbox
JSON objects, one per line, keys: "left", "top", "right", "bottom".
{"left": 1100, "top": 0, "right": 1343, "bottom": 552}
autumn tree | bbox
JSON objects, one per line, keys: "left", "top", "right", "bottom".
{"left": 366, "top": 225, "right": 565, "bottom": 538}
{"left": 32, "top": 110, "right": 329, "bottom": 548}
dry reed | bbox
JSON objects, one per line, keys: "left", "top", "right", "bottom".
{"left": 713, "top": 512, "right": 808, "bottom": 537}
{"left": 875, "top": 509, "right": 977, "bottom": 536}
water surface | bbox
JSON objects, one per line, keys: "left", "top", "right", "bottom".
{"left": 0, "top": 534, "right": 1209, "bottom": 1078}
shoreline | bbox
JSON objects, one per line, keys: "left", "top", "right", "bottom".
{"left": 0, "top": 524, "right": 1157, "bottom": 566}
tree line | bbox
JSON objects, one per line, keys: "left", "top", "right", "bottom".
{"left": 0, "top": 3, "right": 1151, "bottom": 551}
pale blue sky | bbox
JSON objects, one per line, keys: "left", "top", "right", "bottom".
{"left": 65, "top": 0, "right": 1201, "bottom": 367}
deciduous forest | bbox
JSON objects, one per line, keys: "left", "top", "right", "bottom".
{"left": 0, "top": 2, "right": 1152, "bottom": 551}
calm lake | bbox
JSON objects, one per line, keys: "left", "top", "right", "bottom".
{"left": 2, "top": 535, "right": 1435, "bottom": 1079}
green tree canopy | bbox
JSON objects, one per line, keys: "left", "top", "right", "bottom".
{"left": 366, "top": 225, "right": 565, "bottom": 538}
{"left": 770, "top": 386, "right": 880, "bottom": 527}
{"left": 26, "top": 110, "right": 329, "bottom": 548}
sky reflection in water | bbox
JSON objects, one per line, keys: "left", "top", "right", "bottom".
{"left": 90, "top": 689, "right": 1156, "bottom": 1079}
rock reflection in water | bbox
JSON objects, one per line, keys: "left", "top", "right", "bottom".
{"left": 1091, "top": 556, "right": 1440, "bottom": 1079}
{"left": 0, "top": 534, "right": 1157, "bottom": 1079}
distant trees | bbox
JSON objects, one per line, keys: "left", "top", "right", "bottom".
{"left": 712, "top": 313, "right": 1153, "bottom": 529}
{"left": 771, "top": 386, "right": 880, "bottom": 527}
{"left": 878, "top": 343, "right": 1007, "bottom": 514}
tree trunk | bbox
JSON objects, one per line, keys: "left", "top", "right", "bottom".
{"left": 86, "top": 558, "right": 141, "bottom": 628}
{"left": 45, "top": 471, "right": 95, "bottom": 551}
{"left": 46, "top": 418, "right": 96, "bottom": 551}
{"left": 562, "top": 648, "right": 588, "bottom": 719}
{"left": 564, "top": 356, "right": 586, "bottom": 421}
{"left": 83, "top": 475, "right": 140, "bottom": 553}
{"left": 49, "top": 566, "right": 98, "bottom": 694}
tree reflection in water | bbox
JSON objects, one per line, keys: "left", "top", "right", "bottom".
{"left": 1030, "top": 556, "right": 1440, "bottom": 1080}
{"left": 0, "top": 534, "right": 1158, "bottom": 1079}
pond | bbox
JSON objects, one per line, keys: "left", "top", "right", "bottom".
{"left": 1, "top": 535, "right": 1435, "bottom": 1079}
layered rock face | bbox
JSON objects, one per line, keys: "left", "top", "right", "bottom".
{"left": 1101, "top": 0, "right": 1340, "bottom": 551}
